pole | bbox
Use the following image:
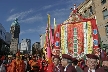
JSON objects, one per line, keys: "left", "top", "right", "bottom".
{"left": 47, "top": 14, "right": 52, "bottom": 63}
{"left": 47, "top": 14, "right": 50, "bottom": 48}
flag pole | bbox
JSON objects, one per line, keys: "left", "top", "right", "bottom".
{"left": 47, "top": 14, "right": 50, "bottom": 48}
{"left": 47, "top": 14, "right": 52, "bottom": 63}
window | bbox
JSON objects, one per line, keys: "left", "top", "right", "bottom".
{"left": 105, "top": 24, "right": 108, "bottom": 36}
{"left": 84, "top": 10, "right": 89, "bottom": 18}
{"left": 103, "top": 9, "right": 108, "bottom": 19}
{"left": 89, "top": 6, "right": 93, "bottom": 15}
{"left": 101, "top": 0, "right": 106, "bottom": 5}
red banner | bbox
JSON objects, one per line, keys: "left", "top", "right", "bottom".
{"left": 90, "top": 19, "right": 99, "bottom": 54}
{"left": 76, "top": 23, "right": 84, "bottom": 54}
{"left": 67, "top": 24, "right": 74, "bottom": 54}
{"left": 53, "top": 24, "right": 61, "bottom": 55}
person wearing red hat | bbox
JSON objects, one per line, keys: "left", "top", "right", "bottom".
{"left": 84, "top": 54, "right": 100, "bottom": 72}
{"left": 97, "top": 56, "right": 108, "bottom": 72}
{"left": 72, "top": 58, "right": 83, "bottom": 72}
{"left": 53, "top": 55, "right": 64, "bottom": 72}
{"left": 61, "top": 54, "right": 77, "bottom": 72}
{"left": 9, "top": 52, "right": 25, "bottom": 72}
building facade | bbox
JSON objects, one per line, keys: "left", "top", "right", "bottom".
{"left": 10, "top": 18, "right": 20, "bottom": 54}
{"left": 6, "top": 32, "right": 11, "bottom": 44}
{"left": 0, "top": 23, "right": 6, "bottom": 41}
{"left": 20, "top": 39, "right": 31, "bottom": 54}
{"left": 32, "top": 42, "right": 40, "bottom": 55}
{"left": 78, "top": 0, "right": 108, "bottom": 51}
{"left": 0, "top": 23, "right": 10, "bottom": 55}
{"left": 78, "top": 0, "right": 96, "bottom": 19}
{"left": 94, "top": 0, "right": 108, "bottom": 51}
{"left": 40, "top": 34, "right": 45, "bottom": 49}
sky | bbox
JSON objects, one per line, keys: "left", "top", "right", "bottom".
{"left": 0, "top": 0, "right": 84, "bottom": 44}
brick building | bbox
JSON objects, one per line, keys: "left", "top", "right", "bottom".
{"left": 78, "top": 0, "right": 108, "bottom": 51}
{"left": 94, "top": 0, "right": 108, "bottom": 51}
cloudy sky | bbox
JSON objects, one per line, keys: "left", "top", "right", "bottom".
{"left": 0, "top": 0, "right": 84, "bottom": 44}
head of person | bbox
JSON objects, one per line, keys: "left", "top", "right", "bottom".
{"left": 16, "top": 52, "right": 20, "bottom": 60}
{"left": 72, "top": 58, "right": 78, "bottom": 66}
{"left": 102, "top": 56, "right": 108, "bottom": 71}
{"left": 32, "top": 56, "right": 37, "bottom": 61}
{"left": 53, "top": 55, "right": 60, "bottom": 66}
{"left": 61, "top": 54, "right": 72, "bottom": 67}
{"left": 86, "top": 54, "right": 99, "bottom": 69}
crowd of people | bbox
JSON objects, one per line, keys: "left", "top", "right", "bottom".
{"left": 0, "top": 51, "right": 108, "bottom": 72}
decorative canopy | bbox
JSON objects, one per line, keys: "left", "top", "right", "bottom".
{"left": 11, "top": 18, "right": 19, "bottom": 26}
{"left": 63, "top": 4, "right": 83, "bottom": 24}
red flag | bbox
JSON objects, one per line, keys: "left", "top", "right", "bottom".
{"left": 53, "top": 24, "right": 61, "bottom": 55}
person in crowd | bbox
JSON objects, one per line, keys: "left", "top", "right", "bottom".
{"left": 61, "top": 54, "right": 77, "bottom": 72}
{"left": 23, "top": 57, "right": 28, "bottom": 72}
{"left": 40, "top": 59, "right": 47, "bottom": 72}
{"left": 29, "top": 55, "right": 40, "bottom": 72}
{"left": 6, "top": 56, "right": 13, "bottom": 72}
{"left": 39, "top": 56, "right": 47, "bottom": 72}
{"left": 84, "top": 54, "right": 100, "bottom": 72}
{"left": 53, "top": 55, "right": 64, "bottom": 72}
{"left": 97, "top": 56, "right": 108, "bottom": 72}
{"left": 0, "top": 57, "right": 6, "bottom": 72}
{"left": 37, "top": 55, "right": 42, "bottom": 70}
{"left": 72, "top": 58, "right": 83, "bottom": 72}
{"left": 9, "top": 52, "right": 25, "bottom": 72}
{"left": 78, "top": 59, "right": 87, "bottom": 70}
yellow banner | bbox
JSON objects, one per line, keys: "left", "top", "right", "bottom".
{"left": 61, "top": 25, "right": 65, "bottom": 54}
{"left": 87, "top": 21, "right": 93, "bottom": 54}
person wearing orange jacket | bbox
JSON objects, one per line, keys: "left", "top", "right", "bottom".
{"left": 9, "top": 52, "right": 25, "bottom": 72}
{"left": 29, "top": 55, "right": 40, "bottom": 72}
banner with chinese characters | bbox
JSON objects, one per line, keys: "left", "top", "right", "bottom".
{"left": 91, "top": 19, "right": 99, "bottom": 55}
{"left": 61, "top": 25, "right": 65, "bottom": 54}
{"left": 53, "top": 24, "right": 61, "bottom": 55}
{"left": 52, "top": 19, "right": 99, "bottom": 57}
{"left": 87, "top": 21, "right": 93, "bottom": 54}
{"left": 83, "top": 22, "right": 88, "bottom": 54}
{"left": 67, "top": 24, "right": 74, "bottom": 54}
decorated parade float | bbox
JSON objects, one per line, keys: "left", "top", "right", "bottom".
{"left": 43, "top": 4, "right": 100, "bottom": 61}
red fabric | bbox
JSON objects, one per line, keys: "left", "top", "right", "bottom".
{"left": 53, "top": 24, "right": 61, "bottom": 55}
{"left": 67, "top": 24, "right": 74, "bottom": 54}
{"left": 37, "top": 59, "right": 42, "bottom": 69}
{"left": 0, "top": 55, "right": 5, "bottom": 60}
{"left": 53, "top": 55, "right": 60, "bottom": 60}
{"left": 62, "top": 54, "right": 73, "bottom": 60}
{"left": 102, "top": 56, "right": 108, "bottom": 61}
{"left": 46, "top": 62, "right": 54, "bottom": 72}
{"left": 76, "top": 23, "right": 84, "bottom": 54}
{"left": 90, "top": 19, "right": 99, "bottom": 54}
{"left": 86, "top": 54, "right": 99, "bottom": 59}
